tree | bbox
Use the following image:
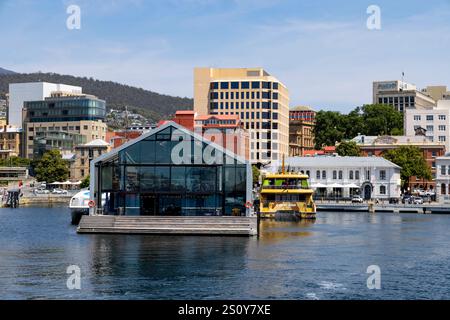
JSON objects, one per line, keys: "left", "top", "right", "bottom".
{"left": 80, "top": 175, "right": 90, "bottom": 188}
{"left": 361, "top": 104, "right": 403, "bottom": 136}
{"left": 34, "top": 150, "right": 70, "bottom": 183}
{"left": 0, "top": 156, "right": 31, "bottom": 167}
{"left": 383, "top": 146, "right": 431, "bottom": 190}
{"left": 252, "top": 165, "right": 260, "bottom": 185}
{"left": 313, "top": 111, "right": 346, "bottom": 148}
{"left": 336, "top": 141, "right": 361, "bottom": 156}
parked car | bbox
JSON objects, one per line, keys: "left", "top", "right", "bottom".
{"left": 52, "top": 188, "right": 68, "bottom": 195}
{"left": 412, "top": 196, "right": 423, "bottom": 205}
{"left": 35, "top": 188, "right": 50, "bottom": 194}
{"left": 402, "top": 194, "right": 412, "bottom": 204}
{"left": 351, "top": 195, "right": 364, "bottom": 203}
{"left": 389, "top": 198, "right": 400, "bottom": 204}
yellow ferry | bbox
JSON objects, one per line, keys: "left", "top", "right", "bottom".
{"left": 259, "top": 161, "right": 316, "bottom": 220}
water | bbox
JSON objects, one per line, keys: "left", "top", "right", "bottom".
{"left": 1, "top": 207, "right": 450, "bottom": 300}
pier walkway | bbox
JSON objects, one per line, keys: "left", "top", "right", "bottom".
{"left": 77, "top": 215, "right": 258, "bottom": 236}
{"left": 317, "top": 203, "right": 450, "bottom": 214}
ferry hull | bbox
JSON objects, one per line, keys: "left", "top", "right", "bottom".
{"left": 71, "top": 208, "right": 89, "bottom": 225}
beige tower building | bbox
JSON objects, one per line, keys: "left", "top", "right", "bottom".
{"left": 194, "top": 67, "right": 289, "bottom": 164}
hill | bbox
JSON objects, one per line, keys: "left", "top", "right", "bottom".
{"left": 0, "top": 72, "right": 193, "bottom": 121}
{"left": 0, "top": 67, "right": 16, "bottom": 75}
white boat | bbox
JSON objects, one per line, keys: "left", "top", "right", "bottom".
{"left": 69, "top": 189, "right": 91, "bottom": 224}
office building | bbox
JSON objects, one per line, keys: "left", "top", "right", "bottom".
{"left": 373, "top": 80, "right": 436, "bottom": 112}
{"left": 404, "top": 100, "right": 450, "bottom": 151}
{"left": 421, "top": 86, "right": 450, "bottom": 101}
{"left": 289, "top": 106, "right": 316, "bottom": 156}
{"left": 194, "top": 67, "right": 290, "bottom": 164}
{"left": 8, "top": 82, "right": 82, "bottom": 128}
{"left": 263, "top": 156, "right": 401, "bottom": 200}
{"left": 89, "top": 122, "right": 252, "bottom": 216}
{"left": 22, "top": 93, "right": 107, "bottom": 159}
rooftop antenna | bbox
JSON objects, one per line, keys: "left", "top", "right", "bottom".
{"left": 401, "top": 71, "right": 405, "bottom": 90}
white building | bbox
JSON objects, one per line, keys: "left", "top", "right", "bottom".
{"left": 263, "top": 156, "right": 402, "bottom": 200}
{"left": 8, "top": 82, "right": 82, "bottom": 128}
{"left": 404, "top": 100, "right": 450, "bottom": 151}
{"left": 435, "top": 155, "right": 450, "bottom": 202}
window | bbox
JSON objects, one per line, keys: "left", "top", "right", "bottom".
{"left": 439, "top": 136, "right": 446, "bottom": 142}
{"left": 426, "top": 115, "right": 434, "bottom": 121}
{"left": 441, "top": 183, "right": 446, "bottom": 195}
{"left": 322, "top": 171, "right": 326, "bottom": 179}
{"left": 355, "top": 171, "right": 360, "bottom": 180}
{"left": 349, "top": 170, "right": 354, "bottom": 180}
{"left": 380, "top": 185, "right": 386, "bottom": 195}
{"left": 333, "top": 170, "right": 337, "bottom": 179}
{"left": 426, "top": 125, "right": 434, "bottom": 132}
{"left": 231, "top": 82, "right": 239, "bottom": 89}
{"left": 251, "top": 82, "right": 260, "bottom": 89}
{"left": 316, "top": 170, "right": 320, "bottom": 179}
{"left": 338, "top": 170, "right": 343, "bottom": 180}
{"left": 272, "top": 82, "right": 279, "bottom": 90}
{"left": 439, "top": 125, "right": 446, "bottom": 131}
{"left": 220, "top": 82, "right": 229, "bottom": 89}
{"left": 439, "top": 115, "right": 447, "bottom": 121}
{"left": 414, "top": 115, "right": 421, "bottom": 121}
{"left": 379, "top": 170, "right": 386, "bottom": 180}
{"left": 441, "top": 165, "right": 446, "bottom": 176}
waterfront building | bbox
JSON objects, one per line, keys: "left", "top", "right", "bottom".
{"left": 352, "top": 134, "right": 445, "bottom": 190}
{"left": 8, "top": 82, "right": 82, "bottom": 128}
{"left": 404, "top": 100, "right": 450, "bottom": 151}
{"left": 373, "top": 80, "right": 436, "bottom": 112}
{"left": 89, "top": 121, "right": 252, "bottom": 216}
{"left": 289, "top": 106, "right": 316, "bottom": 156}
{"left": 0, "top": 125, "right": 22, "bottom": 159}
{"left": 263, "top": 156, "right": 402, "bottom": 200}
{"left": 194, "top": 67, "right": 290, "bottom": 164}
{"left": 33, "top": 131, "right": 86, "bottom": 159}
{"left": 71, "top": 139, "right": 110, "bottom": 181}
{"left": 22, "top": 93, "right": 107, "bottom": 159}
{"left": 303, "top": 146, "right": 336, "bottom": 157}
{"left": 436, "top": 155, "right": 450, "bottom": 202}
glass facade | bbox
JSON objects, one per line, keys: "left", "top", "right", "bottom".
{"left": 33, "top": 131, "right": 86, "bottom": 158}
{"left": 24, "top": 96, "right": 106, "bottom": 123}
{"left": 95, "top": 125, "right": 250, "bottom": 216}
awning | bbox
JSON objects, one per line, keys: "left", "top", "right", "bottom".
{"left": 328, "top": 183, "right": 344, "bottom": 188}
{"left": 344, "top": 183, "right": 360, "bottom": 188}
{"left": 311, "top": 183, "right": 327, "bottom": 188}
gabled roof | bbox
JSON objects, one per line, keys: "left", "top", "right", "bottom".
{"left": 92, "top": 121, "right": 248, "bottom": 165}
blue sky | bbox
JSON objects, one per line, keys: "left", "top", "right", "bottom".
{"left": 1, "top": 0, "right": 450, "bottom": 112}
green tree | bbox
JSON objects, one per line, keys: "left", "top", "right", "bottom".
{"left": 383, "top": 146, "right": 431, "bottom": 190}
{"left": 313, "top": 111, "right": 346, "bottom": 148}
{"left": 80, "top": 175, "right": 90, "bottom": 188}
{"left": 252, "top": 165, "right": 260, "bottom": 185}
{"left": 34, "top": 150, "right": 70, "bottom": 183}
{"left": 336, "top": 141, "right": 361, "bottom": 156}
{"left": 0, "top": 156, "right": 31, "bottom": 167}
{"left": 361, "top": 104, "right": 403, "bottom": 136}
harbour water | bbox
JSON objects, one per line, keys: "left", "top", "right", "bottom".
{"left": 1, "top": 207, "right": 450, "bottom": 299}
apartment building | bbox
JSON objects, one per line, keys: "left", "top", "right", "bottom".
{"left": 373, "top": 80, "right": 436, "bottom": 112}
{"left": 71, "top": 139, "right": 110, "bottom": 181}
{"left": 289, "top": 106, "right": 316, "bottom": 156}
{"left": 194, "top": 67, "right": 289, "bottom": 164}
{"left": 0, "top": 125, "right": 22, "bottom": 159}
{"left": 404, "top": 100, "right": 450, "bottom": 151}
{"left": 22, "top": 93, "right": 107, "bottom": 159}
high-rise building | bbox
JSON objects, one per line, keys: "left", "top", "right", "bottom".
{"left": 8, "top": 82, "right": 82, "bottom": 128}
{"left": 289, "top": 106, "right": 316, "bottom": 156}
{"left": 194, "top": 67, "right": 289, "bottom": 163}
{"left": 22, "top": 93, "right": 107, "bottom": 159}
{"left": 373, "top": 80, "right": 436, "bottom": 112}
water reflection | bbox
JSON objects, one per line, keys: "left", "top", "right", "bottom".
{"left": 258, "top": 220, "right": 315, "bottom": 243}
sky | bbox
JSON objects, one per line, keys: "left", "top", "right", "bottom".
{"left": 1, "top": 0, "right": 450, "bottom": 112}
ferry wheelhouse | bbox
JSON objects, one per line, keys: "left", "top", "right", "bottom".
{"left": 259, "top": 171, "right": 316, "bottom": 219}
